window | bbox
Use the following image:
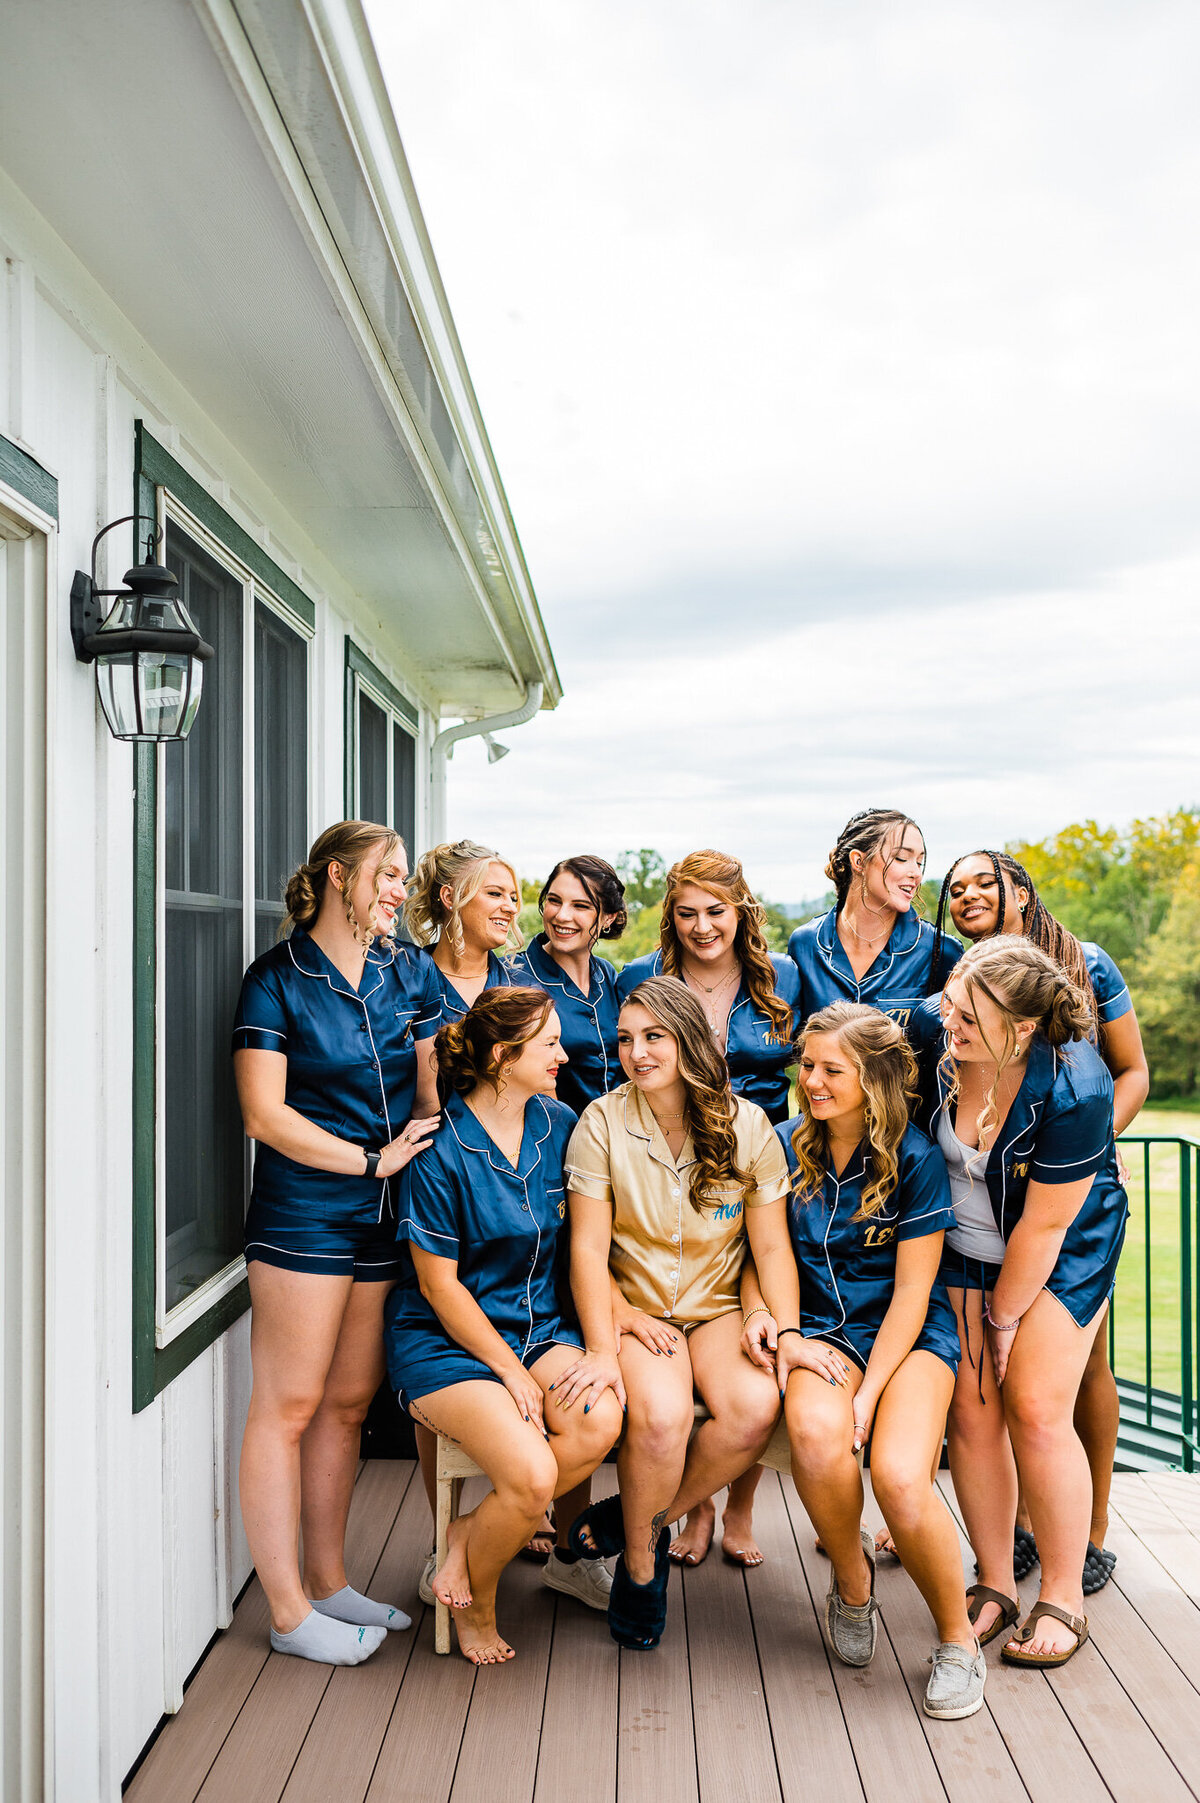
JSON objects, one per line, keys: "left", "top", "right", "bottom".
{"left": 344, "top": 639, "right": 418, "bottom": 853}
{"left": 133, "top": 423, "right": 315, "bottom": 1407}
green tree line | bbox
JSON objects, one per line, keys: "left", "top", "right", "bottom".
{"left": 518, "top": 811, "right": 1200, "bottom": 1099}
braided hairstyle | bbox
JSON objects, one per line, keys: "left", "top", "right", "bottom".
{"left": 434, "top": 986, "right": 554, "bottom": 1106}
{"left": 658, "top": 849, "right": 792, "bottom": 1036}
{"left": 931, "top": 849, "right": 1099, "bottom": 1035}
{"left": 538, "top": 855, "right": 628, "bottom": 943}
{"left": 281, "top": 820, "right": 401, "bottom": 950}
{"left": 825, "top": 808, "right": 922, "bottom": 916}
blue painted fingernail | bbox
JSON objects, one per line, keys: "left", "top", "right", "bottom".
{"left": 583, "top": 1403, "right": 590, "bottom": 1413}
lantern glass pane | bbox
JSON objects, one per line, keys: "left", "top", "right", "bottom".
{"left": 135, "top": 650, "right": 191, "bottom": 738}
{"left": 95, "top": 654, "right": 141, "bottom": 739}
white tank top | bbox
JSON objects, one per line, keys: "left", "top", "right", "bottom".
{"left": 939, "top": 1108, "right": 1008, "bottom": 1263}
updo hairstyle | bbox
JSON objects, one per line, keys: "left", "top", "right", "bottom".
{"left": 825, "top": 808, "right": 920, "bottom": 914}
{"left": 435, "top": 986, "right": 554, "bottom": 1106}
{"left": 538, "top": 855, "right": 628, "bottom": 942}
{"left": 282, "top": 820, "right": 400, "bottom": 950}
{"left": 403, "top": 839, "right": 522, "bottom": 958}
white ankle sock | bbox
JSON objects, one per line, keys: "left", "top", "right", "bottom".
{"left": 269, "top": 1610, "right": 387, "bottom": 1665}
{"left": 310, "top": 1585, "right": 411, "bottom": 1631}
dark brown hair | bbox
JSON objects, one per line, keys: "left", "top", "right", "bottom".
{"left": 434, "top": 986, "right": 554, "bottom": 1105}
{"left": 825, "top": 809, "right": 923, "bottom": 916}
{"left": 538, "top": 855, "right": 628, "bottom": 942}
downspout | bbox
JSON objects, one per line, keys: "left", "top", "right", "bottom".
{"left": 428, "top": 680, "right": 543, "bottom": 841}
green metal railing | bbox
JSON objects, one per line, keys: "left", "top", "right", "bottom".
{"left": 1111, "top": 1133, "right": 1200, "bottom": 1471}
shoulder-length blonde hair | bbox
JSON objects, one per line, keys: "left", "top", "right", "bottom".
{"left": 790, "top": 1001, "right": 918, "bottom": 1220}
{"left": 402, "top": 839, "right": 522, "bottom": 958}
{"left": 658, "top": 849, "right": 792, "bottom": 1037}
{"left": 939, "top": 938, "right": 1094, "bottom": 1152}
{"left": 622, "top": 976, "right": 751, "bottom": 1211}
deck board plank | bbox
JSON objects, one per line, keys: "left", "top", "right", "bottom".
{"left": 743, "top": 1475, "right": 865, "bottom": 1803}
{"left": 1109, "top": 1475, "right": 1200, "bottom": 1602}
{"left": 363, "top": 1607, "right": 475, "bottom": 1803}
{"left": 194, "top": 1461, "right": 403, "bottom": 1803}
{"left": 532, "top": 1469, "right": 620, "bottom": 1803}
{"left": 681, "top": 1491, "right": 784, "bottom": 1803}
{"left": 281, "top": 1463, "right": 422, "bottom": 1803}
{"left": 1096, "top": 1511, "right": 1200, "bottom": 1678}
{"left": 780, "top": 1479, "right": 948, "bottom": 1803}
{"left": 617, "top": 1567, "right": 698, "bottom": 1803}
{"left": 449, "top": 1557, "right": 555, "bottom": 1803}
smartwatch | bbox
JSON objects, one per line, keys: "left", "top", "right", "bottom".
{"left": 363, "top": 1148, "right": 382, "bottom": 1180}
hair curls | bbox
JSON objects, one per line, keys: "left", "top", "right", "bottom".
{"left": 824, "top": 808, "right": 923, "bottom": 917}
{"left": 538, "top": 855, "right": 628, "bottom": 943}
{"left": 622, "top": 976, "right": 751, "bottom": 1212}
{"left": 658, "top": 849, "right": 792, "bottom": 1037}
{"left": 434, "top": 986, "right": 554, "bottom": 1106}
{"left": 403, "top": 839, "right": 522, "bottom": 958}
{"left": 281, "top": 819, "right": 401, "bottom": 950}
{"left": 789, "top": 1002, "right": 918, "bottom": 1220}
{"left": 939, "top": 939, "right": 1093, "bottom": 1152}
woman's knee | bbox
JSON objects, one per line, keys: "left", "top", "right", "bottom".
{"left": 871, "top": 1451, "right": 933, "bottom": 1528}
{"left": 626, "top": 1391, "right": 693, "bottom": 1459}
{"left": 496, "top": 1442, "right": 559, "bottom": 1518}
{"left": 1004, "top": 1380, "right": 1074, "bottom": 1451}
{"left": 709, "top": 1384, "right": 779, "bottom": 1452}
{"left": 249, "top": 1384, "right": 325, "bottom": 1442}
{"left": 785, "top": 1396, "right": 849, "bottom": 1476}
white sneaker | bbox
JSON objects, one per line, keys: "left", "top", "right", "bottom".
{"left": 542, "top": 1548, "right": 613, "bottom": 1612}
{"left": 418, "top": 1549, "right": 437, "bottom": 1607}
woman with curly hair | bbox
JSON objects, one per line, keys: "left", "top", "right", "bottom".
{"left": 740, "top": 1002, "right": 981, "bottom": 1719}
{"left": 788, "top": 808, "right": 962, "bottom": 1035}
{"left": 617, "top": 849, "right": 798, "bottom": 1566}
{"left": 232, "top": 821, "right": 442, "bottom": 1666}
{"left": 931, "top": 940, "right": 1128, "bottom": 1669}
{"left": 384, "top": 987, "right": 622, "bottom": 1665}
{"left": 403, "top": 838, "right": 521, "bottom": 1024}
{"left": 561, "top": 978, "right": 788, "bottom": 1649}
{"left": 931, "top": 849, "right": 1148, "bottom": 1593}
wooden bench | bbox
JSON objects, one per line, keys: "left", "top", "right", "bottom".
{"left": 433, "top": 1404, "right": 802, "bottom": 1654}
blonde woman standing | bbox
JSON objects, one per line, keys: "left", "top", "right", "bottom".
{"left": 741, "top": 1001, "right": 981, "bottom": 1718}
{"left": 232, "top": 822, "right": 441, "bottom": 1665}
{"left": 562, "top": 978, "right": 788, "bottom": 1649}
{"left": 932, "top": 940, "right": 1128, "bottom": 1669}
{"left": 403, "top": 838, "right": 521, "bottom": 1023}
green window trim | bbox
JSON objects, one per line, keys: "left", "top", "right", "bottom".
{"left": 343, "top": 637, "right": 419, "bottom": 817}
{"left": 0, "top": 433, "right": 58, "bottom": 519}
{"left": 131, "top": 425, "right": 313, "bottom": 1411}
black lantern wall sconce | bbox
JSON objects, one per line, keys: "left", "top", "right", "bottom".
{"left": 71, "top": 515, "right": 213, "bottom": 742}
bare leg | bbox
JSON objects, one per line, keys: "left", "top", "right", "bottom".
{"left": 1002, "top": 1296, "right": 1104, "bottom": 1659}
{"left": 870, "top": 1353, "right": 974, "bottom": 1648}
{"left": 410, "top": 1381, "right": 558, "bottom": 1664}
{"left": 414, "top": 1421, "right": 437, "bottom": 1520}
{"left": 555, "top": 1480, "right": 592, "bottom": 1550}
{"left": 666, "top": 1313, "right": 780, "bottom": 1528}
{"left": 531, "top": 1345, "right": 624, "bottom": 1500}
{"left": 945, "top": 1285, "right": 1017, "bottom": 1639}
{"left": 300, "top": 1280, "right": 393, "bottom": 1599}
{"left": 613, "top": 1332, "right": 695, "bottom": 1584}
{"left": 239, "top": 1264, "right": 353, "bottom": 1633}
{"left": 668, "top": 1500, "right": 716, "bottom": 1566}
{"left": 1075, "top": 1315, "right": 1120, "bottom": 1545}
{"left": 785, "top": 1366, "right": 872, "bottom": 1608}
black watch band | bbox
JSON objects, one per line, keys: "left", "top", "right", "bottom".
{"left": 363, "top": 1148, "right": 382, "bottom": 1180}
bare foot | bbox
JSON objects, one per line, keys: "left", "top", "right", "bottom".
{"left": 518, "top": 1510, "right": 556, "bottom": 1563}
{"left": 721, "top": 1505, "right": 764, "bottom": 1568}
{"left": 433, "top": 1515, "right": 473, "bottom": 1610}
{"left": 874, "top": 1527, "right": 898, "bottom": 1559}
{"left": 453, "top": 1604, "right": 516, "bottom": 1666}
{"left": 669, "top": 1501, "right": 716, "bottom": 1566}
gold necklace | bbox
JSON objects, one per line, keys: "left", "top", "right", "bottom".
{"left": 841, "top": 912, "right": 890, "bottom": 946}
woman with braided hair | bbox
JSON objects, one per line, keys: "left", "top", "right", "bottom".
{"left": 930, "top": 939, "right": 1129, "bottom": 1669}
{"left": 788, "top": 809, "right": 962, "bottom": 1036}
{"left": 929, "top": 849, "right": 1148, "bottom": 1592}
{"left": 232, "top": 821, "right": 443, "bottom": 1666}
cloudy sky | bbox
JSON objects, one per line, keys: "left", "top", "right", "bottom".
{"left": 366, "top": 0, "right": 1200, "bottom": 903}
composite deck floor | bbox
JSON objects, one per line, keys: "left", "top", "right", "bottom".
{"left": 127, "top": 1463, "right": 1200, "bottom": 1803}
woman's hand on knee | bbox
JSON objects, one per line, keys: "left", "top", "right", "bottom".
{"left": 548, "top": 1349, "right": 626, "bottom": 1415}
{"left": 741, "top": 1310, "right": 778, "bottom": 1375}
{"left": 616, "top": 1305, "right": 680, "bottom": 1357}
{"left": 501, "top": 1364, "right": 547, "bottom": 1434}
{"left": 778, "top": 1335, "right": 850, "bottom": 1396}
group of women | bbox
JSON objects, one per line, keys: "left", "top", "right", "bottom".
{"left": 230, "top": 807, "right": 1143, "bottom": 1724}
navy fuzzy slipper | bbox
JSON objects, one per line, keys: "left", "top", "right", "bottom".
{"left": 1013, "top": 1526, "right": 1039, "bottom": 1582}
{"left": 568, "top": 1494, "right": 626, "bottom": 1560}
{"left": 608, "top": 1534, "right": 671, "bottom": 1650}
{"left": 1082, "top": 1542, "right": 1116, "bottom": 1595}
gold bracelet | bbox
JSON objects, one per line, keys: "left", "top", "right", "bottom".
{"left": 742, "top": 1305, "right": 772, "bottom": 1327}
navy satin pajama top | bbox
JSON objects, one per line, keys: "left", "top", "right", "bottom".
{"left": 788, "top": 908, "right": 962, "bottom": 1037}
{"left": 507, "top": 935, "right": 622, "bottom": 1114}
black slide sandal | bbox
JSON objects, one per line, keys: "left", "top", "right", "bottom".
{"left": 568, "top": 1494, "right": 626, "bottom": 1560}
{"left": 608, "top": 1533, "right": 671, "bottom": 1650}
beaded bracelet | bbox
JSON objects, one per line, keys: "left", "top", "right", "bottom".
{"left": 983, "top": 1305, "right": 1020, "bottom": 1332}
{"left": 742, "top": 1305, "right": 772, "bottom": 1328}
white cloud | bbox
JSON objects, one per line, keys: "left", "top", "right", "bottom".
{"left": 365, "top": 0, "right": 1200, "bottom": 895}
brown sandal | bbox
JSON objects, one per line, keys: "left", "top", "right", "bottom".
{"left": 1000, "top": 1600, "right": 1089, "bottom": 1668}
{"left": 965, "top": 1583, "right": 1020, "bottom": 1647}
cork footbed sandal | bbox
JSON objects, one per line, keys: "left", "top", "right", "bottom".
{"left": 965, "top": 1584, "right": 1020, "bottom": 1648}
{"left": 1000, "top": 1600, "right": 1089, "bottom": 1668}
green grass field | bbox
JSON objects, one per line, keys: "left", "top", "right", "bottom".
{"left": 1113, "top": 1106, "right": 1200, "bottom": 1396}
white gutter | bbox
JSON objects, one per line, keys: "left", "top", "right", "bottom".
{"left": 429, "top": 680, "right": 543, "bottom": 839}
